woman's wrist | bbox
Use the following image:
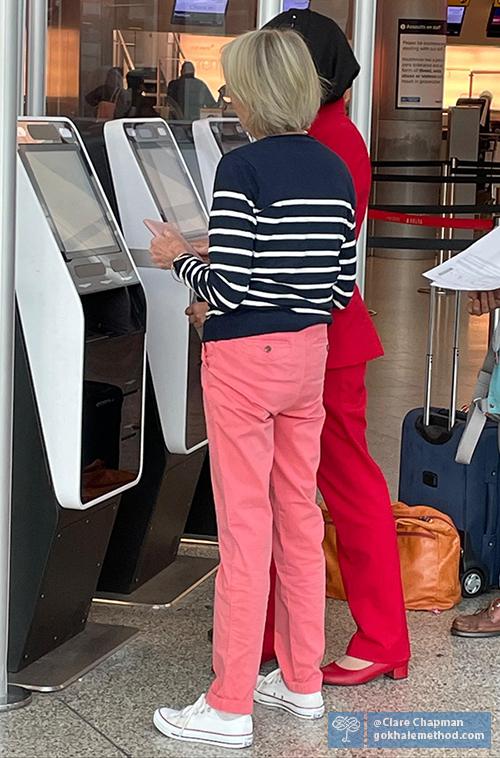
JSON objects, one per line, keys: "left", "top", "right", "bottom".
{"left": 173, "top": 250, "right": 202, "bottom": 265}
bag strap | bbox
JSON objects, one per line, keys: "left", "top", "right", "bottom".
{"left": 456, "top": 322, "right": 500, "bottom": 465}
{"left": 456, "top": 401, "right": 489, "bottom": 464}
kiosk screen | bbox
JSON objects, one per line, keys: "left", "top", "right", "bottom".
{"left": 487, "top": 6, "right": 500, "bottom": 37}
{"left": 169, "top": 123, "right": 205, "bottom": 199}
{"left": 447, "top": 6, "right": 466, "bottom": 36}
{"left": 133, "top": 136, "right": 207, "bottom": 239}
{"left": 20, "top": 145, "right": 120, "bottom": 258}
{"left": 210, "top": 122, "right": 250, "bottom": 155}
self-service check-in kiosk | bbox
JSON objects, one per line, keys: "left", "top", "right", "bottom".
{"left": 96, "top": 118, "right": 218, "bottom": 606}
{"left": 9, "top": 118, "right": 147, "bottom": 690}
{"left": 192, "top": 118, "right": 250, "bottom": 209}
{"left": 185, "top": 118, "right": 251, "bottom": 538}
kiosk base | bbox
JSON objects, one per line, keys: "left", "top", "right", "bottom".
{"left": 0, "top": 686, "right": 33, "bottom": 712}
{"left": 94, "top": 553, "right": 218, "bottom": 609}
{"left": 9, "top": 623, "right": 138, "bottom": 693}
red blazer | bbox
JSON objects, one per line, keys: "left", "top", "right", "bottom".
{"left": 309, "top": 100, "right": 383, "bottom": 369}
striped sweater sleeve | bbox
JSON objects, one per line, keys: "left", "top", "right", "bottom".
{"left": 332, "top": 199, "right": 357, "bottom": 311}
{"left": 173, "top": 153, "right": 256, "bottom": 312}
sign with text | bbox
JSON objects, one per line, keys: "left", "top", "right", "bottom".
{"left": 397, "top": 19, "right": 447, "bottom": 110}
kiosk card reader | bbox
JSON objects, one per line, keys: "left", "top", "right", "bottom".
{"left": 95, "top": 118, "right": 217, "bottom": 606}
{"left": 192, "top": 118, "right": 250, "bottom": 209}
{"left": 9, "top": 118, "right": 146, "bottom": 689}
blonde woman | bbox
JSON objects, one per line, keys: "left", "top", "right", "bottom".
{"left": 149, "top": 29, "right": 357, "bottom": 750}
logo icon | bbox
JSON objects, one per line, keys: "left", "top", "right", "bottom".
{"left": 328, "top": 713, "right": 364, "bottom": 749}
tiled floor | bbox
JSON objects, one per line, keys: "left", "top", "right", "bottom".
{"left": 2, "top": 259, "right": 499, "bottom": 758}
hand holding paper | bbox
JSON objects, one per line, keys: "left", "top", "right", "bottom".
{"left": 424, "top": 225, "right": 500, "bottom": 292}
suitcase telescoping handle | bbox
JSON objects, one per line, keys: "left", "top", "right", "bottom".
{"left": 423, "top": 286, "right": 462, "bottom": 431}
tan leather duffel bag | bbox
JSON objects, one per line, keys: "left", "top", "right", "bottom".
{"left": 322, "top": 500, "right": 461, "bottom": 611}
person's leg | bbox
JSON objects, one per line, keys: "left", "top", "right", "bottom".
{"left": 269, "top": 329, "right": 328, "bottom": 693}
{"left": 202, "top": 347, "right": 275, "bottom": 715}
{"left": 261, "top": 561, "right": 277, "bottom": 662}
{"left": 318, "top": 364, "right": 410, "bottom": 666}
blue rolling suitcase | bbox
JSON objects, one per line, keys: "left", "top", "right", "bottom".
{"left": 398, "top": 289, "right": 500, "bottom": 596}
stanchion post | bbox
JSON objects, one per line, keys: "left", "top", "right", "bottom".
{"left": 0, "top": 0, "right": 32, "bottom": 714}
{"left": 437, "top": 161, "right": 450, "bottom": 268}
{"left": 446, "top": 157, "right": 458, "bottom": 264}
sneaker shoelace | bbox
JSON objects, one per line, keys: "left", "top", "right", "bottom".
{"left": 177, "top": 694, "right": 211, "bottom": 735}
{"left": 264, "top": 669, "right": 284, "bottom": 694}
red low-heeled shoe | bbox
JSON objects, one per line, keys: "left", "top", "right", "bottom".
{"left": 322, "top": 660, "right": 409, "bottom": 686}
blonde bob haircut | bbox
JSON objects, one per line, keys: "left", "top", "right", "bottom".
{"left": 221, "top": 29, "right": 322, "bottom": 138}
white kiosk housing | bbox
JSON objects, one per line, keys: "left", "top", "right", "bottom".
{"left": 192, "top": 118, "right": 250, "bottom": 209}
{"left": 10, "top": 118, "right": 147, "bottom": 689}
{"left": 105, "top": 118, "right": 209, "bottom": 456}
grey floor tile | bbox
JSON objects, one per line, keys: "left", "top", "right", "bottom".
{"left": 0, "top": 695, "right": 126, "bottom": 757}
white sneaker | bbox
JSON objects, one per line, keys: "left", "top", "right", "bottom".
{"left": 153, "top": 694, "right": 253, "bottom": 750}
{"left": 254, "top": 669, "right": 324, "bottom": 720}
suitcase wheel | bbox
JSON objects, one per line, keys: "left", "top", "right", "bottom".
{"left": 461, "top": 568, "right": 487, "bottom": 598}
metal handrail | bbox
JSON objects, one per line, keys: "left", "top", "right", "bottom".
{"left": 468, "top": 69, "right": 500, "bottom": 97}
{"left": 173, "top": 33, "right": 186, "bottom": 63}
{"left": 113, "top": 29, "right": 135, "bottom": 75}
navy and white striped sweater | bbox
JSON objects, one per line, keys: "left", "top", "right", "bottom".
{"left": 174, "top": 134, "right": 357, "bottom": 341}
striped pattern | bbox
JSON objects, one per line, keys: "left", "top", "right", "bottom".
{"left": 174, "top": 136, "right": 357, "bottom": 341}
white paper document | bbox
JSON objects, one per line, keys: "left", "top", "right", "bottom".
{"left": 424, "top": 226, "right": 500, "bottom": 291}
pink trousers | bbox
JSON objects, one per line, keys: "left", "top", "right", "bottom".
{"left": 203, "top": 326, "right": 328, "bottom": 714}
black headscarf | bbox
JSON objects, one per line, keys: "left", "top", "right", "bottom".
{"left": 264, "top": 9, "right": 360, "bottom": 105}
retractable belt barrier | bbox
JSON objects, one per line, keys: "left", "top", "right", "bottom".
{"left": 368, "top": 210, "right": 498, "bottom": 252}
{"left": 369, "top": 158, "right": 499, "bottom": 253}
{"left": 372, "top": 158, "right": 500, "bottom": 169}
{"left": 368, "top": 209, "right": 495, "bottom": 231}
{"left": 368, "top": 237, "right": 471, "bottom": 252}
{"left": 372, "top": 203, "right": 500, "bottom": 215}
{"left": 373, "top": 174, "right": 500, "bottom": 184}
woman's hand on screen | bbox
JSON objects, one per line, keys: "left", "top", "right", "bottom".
{"left": 150, "top": 225, "right": 192, "bottom": 269}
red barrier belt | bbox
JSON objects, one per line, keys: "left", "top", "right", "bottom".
{"left": 369, "top": 209, "right": 494, "bottom": 231}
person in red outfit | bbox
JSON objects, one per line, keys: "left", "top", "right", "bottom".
{"left": 263, "top": 9, "right": 410, "bottom": 685}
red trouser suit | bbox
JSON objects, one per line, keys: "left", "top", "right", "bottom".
{"left": 261, "top": 101, "right": 410, "bottom": 665}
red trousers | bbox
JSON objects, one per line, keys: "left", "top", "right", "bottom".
{"left": 262, "top": 363, "right": 410, "bottom": 665}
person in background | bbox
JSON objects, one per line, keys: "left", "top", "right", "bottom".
{"left": 85, "top": 67, "right": 124, "bottom": 119}
{"left": 167, "top": 61, "right": 217, "bottom": 121}
{"left": 262, "top": 8, "right": 411, "bottom": 686}
{"left": 121, "top": 70, "right": 158, "bottom": 119}
{"left": 451, "top": 289, "right": 500, "bottom": 637}
{"left": 149, "top": 29, "right": 357, "bottom": 749}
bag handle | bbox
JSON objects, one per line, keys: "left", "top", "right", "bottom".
{"left": 424, "top": 286, "right": 462, "bottom": 430}
{"left": 396, "top": 518, "right": 438, "bottom": 536}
